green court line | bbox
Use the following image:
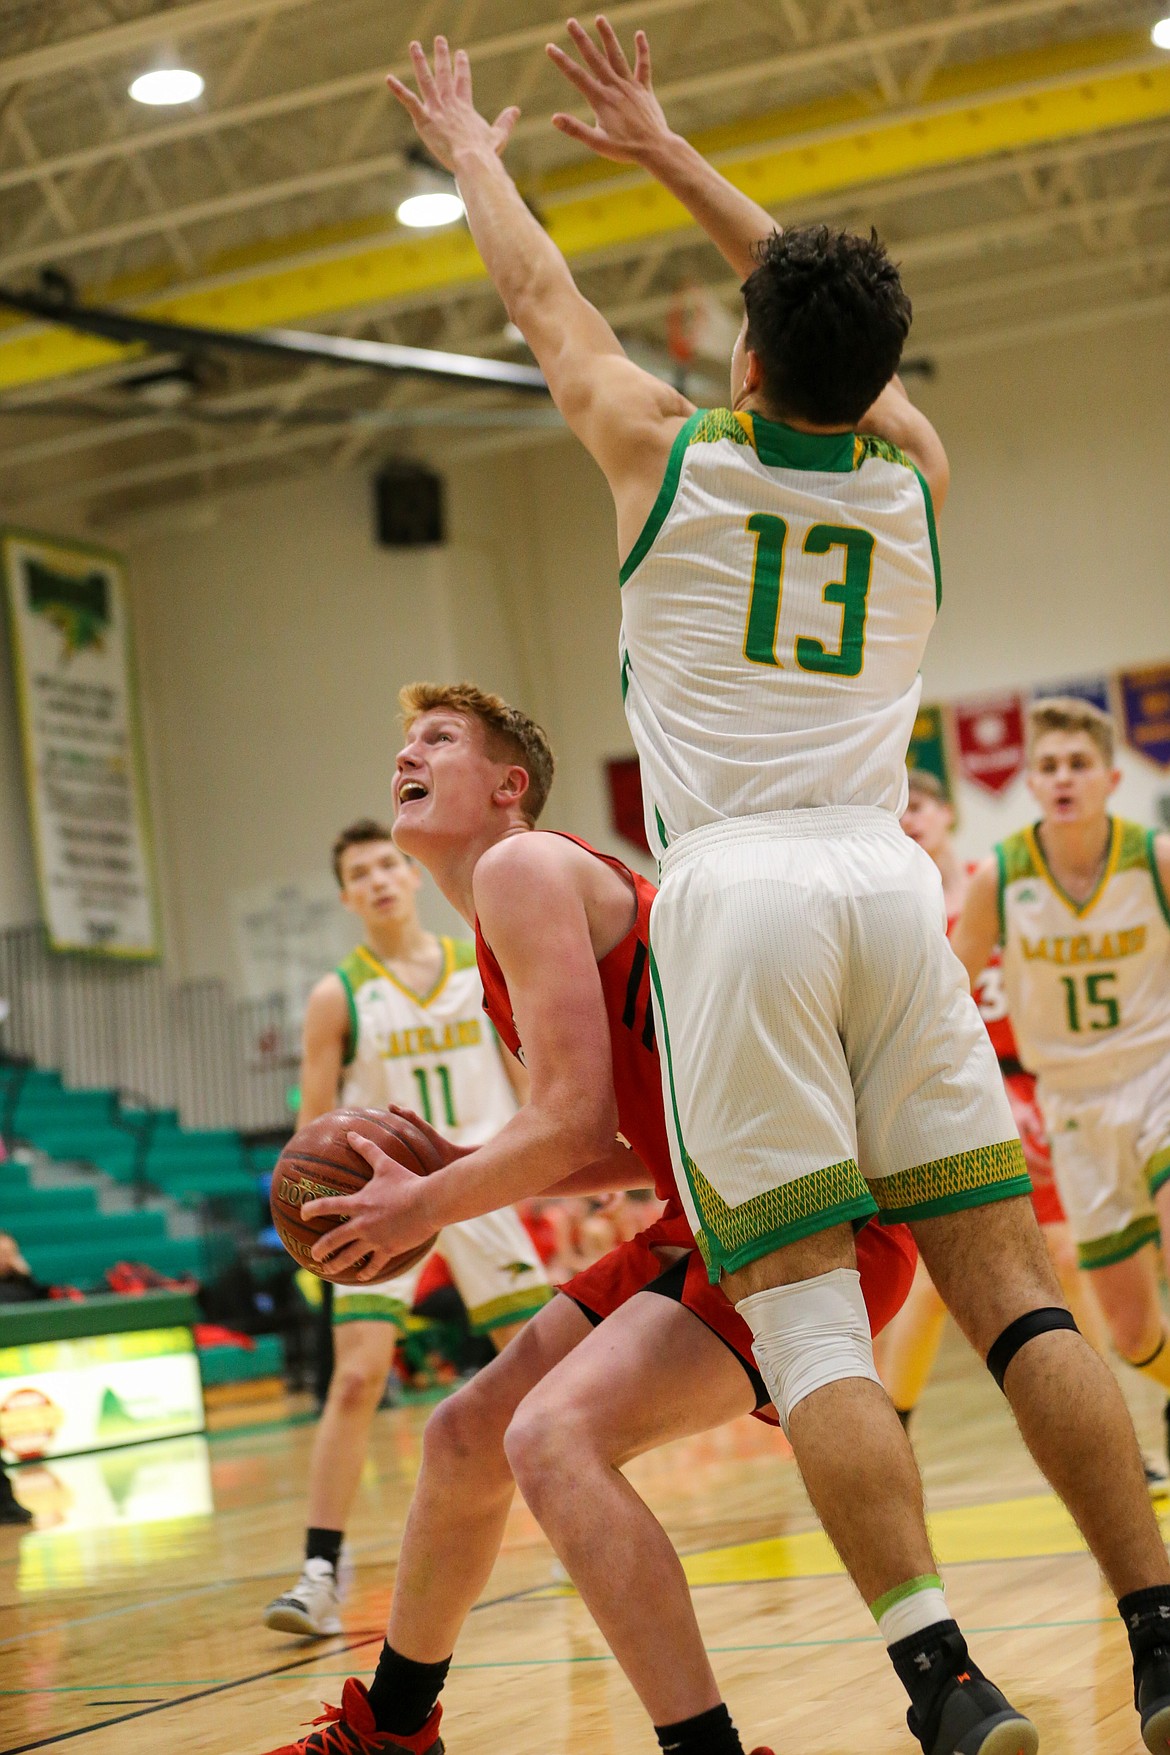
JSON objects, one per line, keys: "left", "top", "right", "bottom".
{"left": 0, "top": 1614, "right": 1123, "bottom": 1694}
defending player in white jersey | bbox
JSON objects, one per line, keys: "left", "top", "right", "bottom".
{"left": 953, "top": 698, "right": 1170, "bottom": 1436}
{"left": 878, "top": 771, "right": 1109, "bottom": 1433}
{"left": 375, "top": 22, "right": 1170, "bottom": 1752}
{"left": 263, "top": 818, "right": 548, "bottom": 1638}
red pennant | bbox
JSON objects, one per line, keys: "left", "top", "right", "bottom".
{"left": 954, "top": 693, "right": 1026, "bottom": 795}
{"left": 606, "top": 758, "right": 650, "bottom": 855}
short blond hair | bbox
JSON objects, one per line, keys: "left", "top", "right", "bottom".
{"left": 1027, "top": 695, "right": 1114, "bottom": 765}
{"left": 399, "top": 681, "right": 556, "bottom": 824}
{"left": 905, "top": 768, "right": 949, "bottom": 804}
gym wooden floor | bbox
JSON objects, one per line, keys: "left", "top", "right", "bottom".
{"left": 2, "top": 1325, "right": 1166, "bottom": 1755}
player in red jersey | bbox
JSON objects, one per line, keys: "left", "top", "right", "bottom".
{"left": 879, "top": 771, "right": 1102, "bottom": 1426}
{"left": 260, "top": 682, "right": 915, "bottom": 1755}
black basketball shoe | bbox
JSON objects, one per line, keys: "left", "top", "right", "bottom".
{"left": 1135, "top": 1638, "right": 1170, "bottom": 1751}
{"left": 898, "top": 1626, "right": 1038, "bottom": 1755}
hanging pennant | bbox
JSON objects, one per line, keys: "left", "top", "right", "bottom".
{"left": 953, "top": 692, "right": 1026, "bottom": 795}
{"left": 906, "top": 705, "right": 952, "bottom": 798}
{"left": 1119, "top": 664, "right": 1170, "bottom": 769}
{"left": 1031, "top": 674, "right": 1113, "bottom": 716}
{"left": 606, "top": 757, "right": 651, "bottom": 855}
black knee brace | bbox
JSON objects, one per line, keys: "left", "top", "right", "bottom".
{"left": 986, "top": 1307, "right": 1079, "bottom": 1392}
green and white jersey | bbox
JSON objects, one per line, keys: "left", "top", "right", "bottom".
{"left": 997, "top": 820, "right": 1170, "bottom": 1091}
{"left": 618, "top": 409, "right": 941, "bottom": 850}
{"left": 337, "top": 938, "right": 516, "bottom": 1147}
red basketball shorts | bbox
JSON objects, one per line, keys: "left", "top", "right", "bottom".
{"left": 560, "top": 1209, "right": 917, "bottom": 1425}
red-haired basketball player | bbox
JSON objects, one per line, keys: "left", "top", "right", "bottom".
{"left": 259, "top": 682, "right": 915, "bottom": 1755}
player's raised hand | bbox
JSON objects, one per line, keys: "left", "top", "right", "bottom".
{"left": 547, "top": 17, "right": 670, "bottom": 163}
{"left": 387, "top": 37, "right": 520, "bottom": 173}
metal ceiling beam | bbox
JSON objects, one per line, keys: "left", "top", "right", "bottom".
{"left": 0, "top": 288, "right": 549, "bottom": 392}
{"left": 0, "top": 0, "right": 712, "bottom": 194}
{"left": 12, "top": 279, "right": 1170, "bottom": 522}
{"left": 1, "top": 29, "right": 1167, "bottom": 393}
{"left": 0, "top": 0, "right": 316, "bottom": 97}
{"left": 0, "top": 0, "right": 1113, "bottom": 199}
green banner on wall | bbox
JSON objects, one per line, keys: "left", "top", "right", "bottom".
{"left": 907, "top": 704, "right": 953, "bottom": 799}
{"left": 2, "top": 527, "right": 160, "bottom": 957}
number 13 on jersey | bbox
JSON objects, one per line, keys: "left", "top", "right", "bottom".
{"left": 744, "top": 514, "right": 875, "bottom": 676}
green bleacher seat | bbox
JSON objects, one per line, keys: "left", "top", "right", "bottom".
{"left": 0, "top": 1185, "right": 98, "bottom": 1217}
{"left": 198, "top": 1333, "right": 284, "bottom": 1386}
{"left": 21, "top": 1235, "right": 204, "bottom": 1288}
{"left": 9, "top": 1211, "right": 167, "bottom": 1250}
{"left": 15, "top": 1092, "right": 117, "bottom": 1124}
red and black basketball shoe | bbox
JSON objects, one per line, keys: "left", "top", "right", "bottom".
{"left": 263, "top": 1680, "right": 442, "bottom": 1755}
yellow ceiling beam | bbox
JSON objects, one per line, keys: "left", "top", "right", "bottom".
{"left": 1, "top": 30, "right": 1167, "bottom": 393}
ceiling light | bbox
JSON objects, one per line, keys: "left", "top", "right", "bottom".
{"left": 129, "top": 68, "right": 204, "bottom": 106}
{"left": 1154, "top": 17, "right": 1170, "bottom": 49}
{"left": 396, "top": 190, "right": 465, "bottom": 229}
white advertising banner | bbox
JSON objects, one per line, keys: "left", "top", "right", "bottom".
{"left": 232, "top": 876, "right": 352, "bottom": 1029}
{"left": 0, "top": 1326, "right": 204, "bottom": 1462}
{"left": 2, "top": 527, "right": 160, "bottom": 957}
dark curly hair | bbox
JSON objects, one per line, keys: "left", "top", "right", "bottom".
{"left": 740, "top": 225, "right": 912, "bottom": 427}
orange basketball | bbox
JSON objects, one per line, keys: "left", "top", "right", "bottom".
{"left": 270, "top": 1107, "right": 437, "bottom": 1286}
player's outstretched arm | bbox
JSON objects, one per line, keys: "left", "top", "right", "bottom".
{"left": 295, "top": 974, "right": 349, "bottom": 1127}
{"left": 303, "top": 836, "right": 621, "bottom": 1269}
{"left": 387, "top": 37, "right": 690, "bottom": 516}
{"left": 857, "top": 374, "right": 950, "bottom": 510}
{"left": 547, "top": 17, "right": 774, "bottom": 280}
{"left": 950, "top": 855, "right": 1002, "bottom": 989}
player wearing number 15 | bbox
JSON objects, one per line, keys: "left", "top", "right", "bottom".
{"left": 953, "top": 698, "right": 1170, "bottom": 1401}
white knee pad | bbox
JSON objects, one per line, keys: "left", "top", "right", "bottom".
{"left": 736, "top": 1267, "right": 882, "bottom": 1435}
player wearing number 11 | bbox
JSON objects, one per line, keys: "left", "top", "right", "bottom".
{"left": 263, "top": 818, "right": 548, "bottom": 1640}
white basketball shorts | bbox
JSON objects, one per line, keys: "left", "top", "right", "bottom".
{"left": 332, "top": 1206, "right": 551, "bottom": 1332}
{"left": 1039, "top": 1046, "right": 1170, "bottom": 1270}
{"left": 648, "top": 807, "right": 1028, "bottom": 1280}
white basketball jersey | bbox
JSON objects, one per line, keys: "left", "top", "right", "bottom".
{"left": 998, "top": 820, "right": 1170, "bottom": 1090}
{"left": 618, "top": 410, "right": 941, "bottom": 852}
{"left": 336, "top": 938, "right": 515, "bottom": 1147}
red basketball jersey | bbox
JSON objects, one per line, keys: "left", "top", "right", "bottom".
{"left": 948, "top": 868, "right": 1017, "bottom": 1065}
{"left": 475, "top": 835, "right": 679, "bottom": 1212}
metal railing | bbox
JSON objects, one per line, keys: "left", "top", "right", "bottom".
{"left": 0, "top": 922, "right": 295, "bottom": 1133}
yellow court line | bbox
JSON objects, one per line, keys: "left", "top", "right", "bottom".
{"left": 685, "top": 1492, "right": 1170, "bottom": 1586}
{"left": 530, "top": 1493, "right": 1170, "bottom": 1597}
{"left": 1, "top": 33, "right": 1168, "bottom": 392}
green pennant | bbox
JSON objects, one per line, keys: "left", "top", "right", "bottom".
{"left": 907, "top": 703, "right": 953, "bottom": 799}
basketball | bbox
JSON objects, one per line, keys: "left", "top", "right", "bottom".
{"left": 270, "top": 1107, "right": 437, "bottom": 1285}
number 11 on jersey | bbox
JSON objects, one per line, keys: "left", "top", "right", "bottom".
{"left": 412, "top": 1065, "right": 458, "bottom": 1127}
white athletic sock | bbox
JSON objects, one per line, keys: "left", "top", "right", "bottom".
{"left": 872, "top": 1574, "right": 950, "bottom": 1645}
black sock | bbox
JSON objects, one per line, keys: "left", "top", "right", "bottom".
{"left": 1120, "top": 1586, "right": 1170, "bottom": 1664}
{"left": 888, "top": 1619, "right": 975, "bottom": 1726}
{"left": 305, "top": 1527, "right": 343, "bottom": 1570}
{"left": 654, "top": 1703, "right": 743, "bottom": 1755}
{"left": 367, "top": 1640, "right": 451, "bottom": 1736}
